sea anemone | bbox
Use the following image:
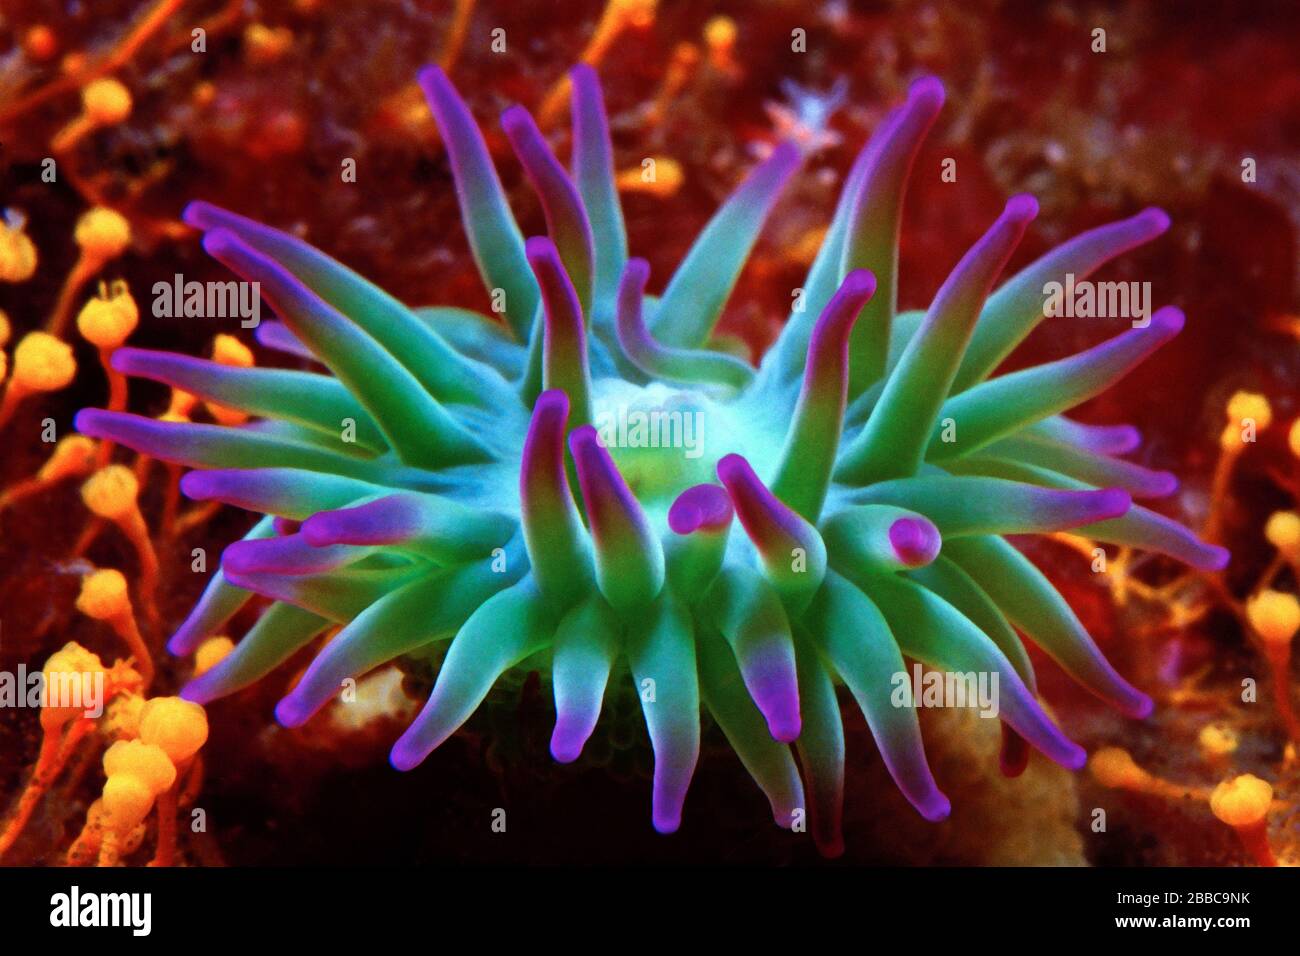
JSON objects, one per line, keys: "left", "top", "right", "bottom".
{"left": 75, "top": 64, "right": 1226, "bottom": 857}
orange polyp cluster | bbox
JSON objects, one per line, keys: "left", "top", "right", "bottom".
{"left": 70, "top": 697, "right": 209, "bottom": 866}
{"left": 1209, "top": 774, "right": 1278, "bottom": 866}
{"left": 0, "top": 643, "right": 142, "bottom": 861}
{"left": 76, "top": 568, "right": 154, "bottom": 686}
{"left": 80, "top": 466, "right": 160, "bottom": 626}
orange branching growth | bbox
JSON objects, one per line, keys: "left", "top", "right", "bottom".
{"left": 0, "top": 645, "right": 143, "bottom": 861}
{"left": 80, "top": 466, "right": 161, "bottom": 628}
{"left": 0, "top": 0, "right": 185, "bottom": 126}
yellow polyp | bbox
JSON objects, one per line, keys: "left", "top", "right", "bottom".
{"left": 76, "top": 568, "right": 132, "bottom": 620}
{"left": 1265, "top": 511, "right": 1300, "bottom": 559}
{"left": 212, "top": 333, "right": 254, "bottom": 367}
{"left": 104, "top": 739, "right": 177, "bottom": 795}
{"left": 1218, "top": 422, "right": 1245, "bottom": 451}
{"left": 1225, "top": 391, "right": 1272, "bottom": 431}
{"left": 138, "top": 697, "right": 209, "bottom": 764}
{"left": 616, "top": 157, "right": 684, "bottom": 197}
{"left": 11, "top": 332, "right": 77, "bottom": 393}
{"left": 704, "top": 15, "right": 738, "bottom": 56}
{"left": 207, "top": 334, "right": 254, "bottom": 424}
{"left": 0, "top": 217, "right": 39, "bottom": 283}
{"left": 101, "top": 774, "right": 155, "bottom": 833}
{"left": 166, "top": 387, "right": 198, "bottom": 419}
{"left": 1089, "top": 747, "right": 1150, "bottom": 790}
{"left": 24, "top": 24, "right": 59, "bottom": 62}
{"left": 74, "top": 207, "right": 132, "bottom": 264}
{"left": 77, "top": 281, "right": 139, "bottom": 349}
{"left": 1290, "top": 419, "right": 1300, "bottom": 459}
{"left": 244, "top": 23, "right": 295, "bottom": 65}
{"left": 102, "top": 691, "right": 146, "bottom": 741}
{"left": 41, "top": 642, "right": 106, "bottom": 730}
{"left": 1197, "top": 723, "right": 1239, "bottom": 760}
{"left": 0, "top": 309, "right": 11, "bottom": 346}
{"left": 613, "top": 0, "right": 657, "bottom": 29}
{"left": 194, "top": 636, "right": 235, "bottom": 676}
{"left": 1210, "top": 774, "right": 1272, "bottom": 828}
{"left": 1246, "top": 590, "right": 1300, "bottom": 647}
{"left": 38, "top": 435, "right": 98, "bottom": 482}
{"left": 80, "top": 465, "right": 140, "bottom": 522}
{"left": 82, "top": 77, "right": 133, "bottom": 125}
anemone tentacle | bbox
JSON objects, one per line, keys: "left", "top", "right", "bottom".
{"left": 81, "top": 65, "right": 1224, "bottom": 856}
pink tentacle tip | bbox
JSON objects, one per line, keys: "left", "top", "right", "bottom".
{"left": 907, "top": 75, "right": 946, "bottom": 112}
{"left": 1136, "top": 206, "right": 1171, "bottom": 233}
{"left": 1149, "top": 306, "right": 1186, "bottom": 335}
{"left": 525, "top": 234, "right": 561, "bottom": 265}
{"left": 888, "top": 517, "right": 941, "bottom": 567}
{"left": 274, "top": 693, "right": 312, "bottom": 729}
{"left": 668, "top": 484, "right": 734, "bottom": 535}
{"left": 1002, "top": 193, "right": 1039, "bottom": 224}
{"left": 914, "top": 789, "right": 952, "bottom": 823}
{"left": 1093, "top": 488, "right": 1134, "bottom": 521}
{"left": 1201, "top": 544, "right": 1231, "bottom": 572}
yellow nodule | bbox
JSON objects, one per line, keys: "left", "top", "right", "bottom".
{"left": 1209, "top": 774, "right": 1273, "bottom": 828}
{"left": 12, "top": 332, "right": 77, "bottom": 392}
{"left": 212, "top": 333, "right": 254, "bottom": 368}
{"left": 1197, "top": 722, "right": 1239, "bottom": 758}
{"left": 44, "top": 641, "right": 106, "bottom": 680}
{"left": 1265, "top": 511, "right": 1300, "bottom": 558}
{"left": 0, "top": 309, "right": 11, "bottom": 346}
{"left": 194, "top": 636, "right": 235, "bottom": 676}
{"left": 1225, "top": 391, "right": 1271, "bottom": 431}
{"left": 77, "top": 281, "right": 139, "bottom": 349}
{"left": 80, "top": 464, "right": 140, "bottom": 521}
{"left": 139, "top": 697, "right": 209, "bottom": 764}
{"left": 74, "top": 207, "right": 132, "bottom": 262}
{"left": 1246, "top": 589, "right": 1300, "bottom": 647}
{"left": 0, "top": 218, "right": 39, "bottom": 283}
{"left": 103, "top": 691, "right": 146, "bottom": 741}
{"left": 82, "top": 78, "right": 133, "bottom": 126}
{"left": 76, "top": 568, "right": 132, "bottom": 621}
{"left": 1089, "top": 746, "right": 1148, "bottom": 789}
{"left": 613, "top": 0, "right": 657, "bottom": 29}
{"left": 101, "top": 774, "right": 155, "bottom": 832}
{"left": 704, "top": 15, "right": 737, "bottom": 51}
{"left": 38, "top": 435, "right": 98, "bottom": 482}
{"left": 103, "top": 739, "right": 177, "bottom": 795}
{"left": 1290, "top": 419, "right": 1300, "bottom": 460}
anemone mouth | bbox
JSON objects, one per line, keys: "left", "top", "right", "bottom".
{"left": 74, "top": 60, "right": 1224, "bottom": 857}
